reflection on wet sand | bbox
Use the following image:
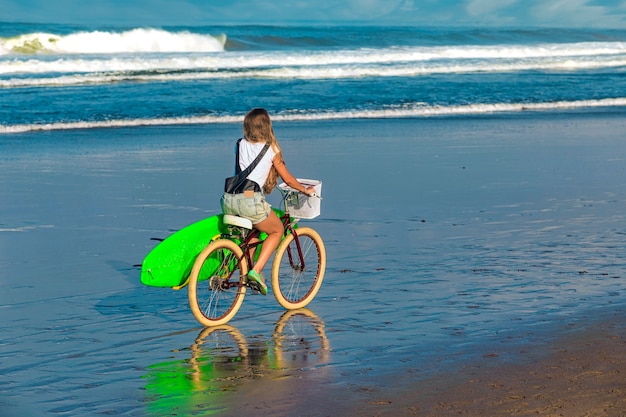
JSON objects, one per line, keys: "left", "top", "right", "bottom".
{"left": 143, "top": 309, "right": 330, "bottom": 416}
{"left": 272, "top": 309, "right": 331, "bottom": 370}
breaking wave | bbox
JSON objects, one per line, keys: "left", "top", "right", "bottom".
{"left": 1, "top": 39, "right": 624, "bottom": 88}
{"left": 0, "top": 28, "right": 226, "bottom": 55}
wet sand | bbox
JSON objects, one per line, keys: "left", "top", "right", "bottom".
{"left": 1, "top": 112, "right": 625, "bottom": 416}
{"left": 227, "top": 317, "right": 626, "bottom": 416}
{"left": 345, "top": 319, "right": 626, "bottom": 416}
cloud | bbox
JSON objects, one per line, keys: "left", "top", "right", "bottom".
{"left": 2, "top": 0, "right": 625, "bottom": 28}
{"left": 211, "top": 0, "right": 407, "bottom": 23}
{"left": 461, "top": 0, "right": 626, "bottom": 27}
{"left": 466, "top": 0, "right": 518, "bottom": 17}
{"left": 462, "top": 0, "right": 522, "bottom": 26}
{"left": 530, "top": 0, "right": 626, "bottom": 27}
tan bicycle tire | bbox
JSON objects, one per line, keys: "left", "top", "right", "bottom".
{"left": 271, "top": 227, "right": 326, "bottom": 310}
{"left": 188, "top": 239, "right": 248, "bottom": 326}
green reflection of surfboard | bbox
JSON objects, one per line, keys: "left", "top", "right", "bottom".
{"left": 143, "top": 357, "right": 225, "bottom": 416}
{"left": 143, "top": 326, "right": 249, "bottom": 416}
{"left": 140, "top": 210, "right": 281, "bottom": 289}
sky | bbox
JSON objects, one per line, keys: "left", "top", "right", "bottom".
{"left": 2, "top": 0, "right": 626, "bottom": 28}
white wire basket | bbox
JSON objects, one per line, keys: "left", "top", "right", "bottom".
{"left": 278, "top": 179, "right": 322, "bottom": 219}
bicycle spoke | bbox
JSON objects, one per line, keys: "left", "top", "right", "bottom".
{"left": 284, "top": 238, "right": 316, "bottom": 298}
{"left": 272, "top": 227, "right": 325, "bottom": 309}
{"left": 188, "top": 239, "right": 247, "bottom": 326}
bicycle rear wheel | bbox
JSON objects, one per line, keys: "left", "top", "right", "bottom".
{"left": 188, "top": 239, "right": 248, "bottom": 326}
{"left": 271, "top": 227, "right": 326, "bottom": 310}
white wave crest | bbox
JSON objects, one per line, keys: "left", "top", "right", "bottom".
{"left": 0, "top": 28, "right": 226, "bottom": 55}
{"left": 1, "top": 53, "right": 625, "bottom": 87}
{"left": 2, "top": 98, "right": 625, "bottom": 134}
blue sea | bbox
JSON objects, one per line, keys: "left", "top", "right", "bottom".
{"left": 1, "top": 23, "right": 626, "bottom": 133}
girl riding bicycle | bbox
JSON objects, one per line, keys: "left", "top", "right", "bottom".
{"left": 221, "top": 108, "right": 316, "bottom": 295}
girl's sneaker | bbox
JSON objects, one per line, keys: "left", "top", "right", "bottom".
{"left": 246, "top": 270, "right": 268, "bottom": 295}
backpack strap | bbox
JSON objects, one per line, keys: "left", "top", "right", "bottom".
{"left": 234, "top": 138, "right": 270, "bottom": 178}
{"left": 234, "top": 138, "right": 243, "bottom": 174}
{"left": 224, "top": 138, "right": 271, "bottom": 193}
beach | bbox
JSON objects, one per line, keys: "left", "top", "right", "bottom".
{"left": 1, "top": 112, "right": 625, "bottom": 416}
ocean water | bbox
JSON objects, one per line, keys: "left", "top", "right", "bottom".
{"left": 1, "top": 23, "right": 626, "bottom": 133}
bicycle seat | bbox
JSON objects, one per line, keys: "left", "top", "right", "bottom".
{"left": 223, "top": 214, "right": 253, "bottom": 230}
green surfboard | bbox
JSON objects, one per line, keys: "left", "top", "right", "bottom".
{"left": 140, "top": 209, "right": 283, "bottom": 289}
{"left": 141, "top": 214, "right": 226, "bottom": 288}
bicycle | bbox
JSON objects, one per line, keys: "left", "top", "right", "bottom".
{"left": 187, "top": 184, "right": 326, "bottom": 327}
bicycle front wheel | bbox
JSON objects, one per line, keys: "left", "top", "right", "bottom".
{"left": 271, "top": 227, "right": 326, "bottom": 310}
{"left": 188, "top": 239, "right": 248, "bottom": 326}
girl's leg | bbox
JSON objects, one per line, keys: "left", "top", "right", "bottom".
{"left": 247, "top": 237, "right": 259, "bottom": 264}
{"left": 252, "top": 210, "right": 283, "bottom": 273}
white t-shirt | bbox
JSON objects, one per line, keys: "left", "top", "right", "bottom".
{"left": 237, "top": 139, "right": 278, "bottom": 190}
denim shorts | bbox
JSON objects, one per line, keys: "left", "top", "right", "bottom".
{"left": 221, "top": 192, "right": 271, "bottom": 225}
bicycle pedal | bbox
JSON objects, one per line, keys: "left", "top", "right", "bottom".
{"left": 248, "top": 281, "right": 268, "bottom": 296}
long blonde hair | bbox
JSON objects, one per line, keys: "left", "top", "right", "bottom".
{"left": 243, "top": 108, "right": 281, "bottom": 193}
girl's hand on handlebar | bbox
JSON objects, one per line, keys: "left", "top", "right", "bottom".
{"left": 304, "top": 186, "right": 316, "bottom": 196}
